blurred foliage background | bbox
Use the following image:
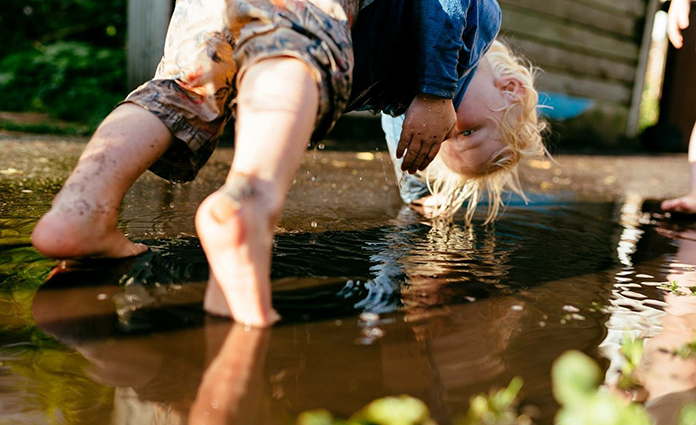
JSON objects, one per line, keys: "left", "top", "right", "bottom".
{"left": 0, "top": 0, "right": 127, "bottom": 129}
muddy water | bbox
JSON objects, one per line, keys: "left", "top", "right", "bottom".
{"left": 1, "top": 136, "right": 696, "bottom": 424}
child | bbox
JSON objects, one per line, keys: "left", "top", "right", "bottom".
{"left": 662, "top": 0, "right": 696, "bottom": 213}
{"left": 31, "top": 0, "right": 546, "bottom": 327}
{"left": 382, "top": 40, "right": 547, "bottom": 224}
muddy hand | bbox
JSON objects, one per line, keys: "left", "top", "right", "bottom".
{"left": 397, "top": 94, "right": 456, "bottom": 174}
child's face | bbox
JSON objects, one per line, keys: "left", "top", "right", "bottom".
{"left": 439, "top": 58, "right": 519, "bottom": 177}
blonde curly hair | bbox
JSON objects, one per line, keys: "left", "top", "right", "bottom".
{"left": 422, "top": 40, "right": 549, "bottom": 225}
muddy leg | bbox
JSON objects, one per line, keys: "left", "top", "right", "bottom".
{"left": 196, "top": 57, "right": 319, "bottom": 326}
{"left": 32, "top": 104, "right": 173, "bottom": 258}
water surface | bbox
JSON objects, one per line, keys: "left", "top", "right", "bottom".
{"left": 1, "top": 139, "right": 695, "bottom": 424}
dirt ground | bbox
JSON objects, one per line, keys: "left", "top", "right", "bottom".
{"left": 1, "top": 130, "right": 689, "bottom": 206}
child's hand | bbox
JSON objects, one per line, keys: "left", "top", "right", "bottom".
{"left": 668, "top": 0, "right": 691, "bottom": 49}
{"left": 397, "top": 94, "right": 456, "bottom": 174}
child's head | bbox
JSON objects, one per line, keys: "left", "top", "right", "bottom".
{"left": 423, "top": 40, "right": 548, "bottom": 224}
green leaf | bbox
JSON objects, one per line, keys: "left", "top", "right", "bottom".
{"left": 552, "top": 351, "right": 601, "bottom": 406}
{"left": 349, "top": 396, "right": 433, "bottom": 425}
{"left": 552, "top": 351, "right": 654, "bottom": 425}
{"left": 297, "top": 410, "right": 339, "bottom": 425}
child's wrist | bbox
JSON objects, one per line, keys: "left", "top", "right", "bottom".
{"left": 417, "top": 93, "right": 450, "bottom": 102}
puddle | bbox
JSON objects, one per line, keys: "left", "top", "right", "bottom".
{"left": 1, "top": 142, "right": 696, "bottom": 424}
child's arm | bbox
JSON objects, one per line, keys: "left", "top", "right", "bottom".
{"left": 668, "top": 0, "right": 692, "bottom": 49}
{"left": 382, "top": 113, "right": 432, "bottom": 204}
{"left": 383, "top": 113, "right": 448, "bottom": 218}
{"left": 396, "top": 0, "right": 469, "bottom": 174}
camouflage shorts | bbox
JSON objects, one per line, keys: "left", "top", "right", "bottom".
{"left": 125, "top": 0, "right": 359, "bottom": 182}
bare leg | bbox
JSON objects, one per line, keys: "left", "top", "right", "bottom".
{"left": 32, "top": 104, "right": 173, "bottom": 258}
{"left": 663, "top": 122, "right": 696, "bottom": 213}
{"left": 196, "top": 57, "right": 319, "bottom": 326}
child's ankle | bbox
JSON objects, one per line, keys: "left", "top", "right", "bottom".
{"left": 215, "top": 173, "right": 283, "bottom": 223}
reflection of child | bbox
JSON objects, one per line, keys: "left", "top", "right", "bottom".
{"left": 635, "top": 234, "right": 696, "bottom": 424}
{"left": 662, "top": 0, "right": 696, "bottom": 213}
{"left": 31, "top": 0, "right": 547, "bottom": 327}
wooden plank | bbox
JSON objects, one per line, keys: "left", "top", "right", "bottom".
{"left": 537, "top": 71, "right": 633, "bottom": 104}
{"left": 499, "top": 0, "right": 638, "bottom": 38}
{"left": 501, "top": 9, "right": 640, "bottom": 62}
{"left": 627, "top": 0, "right": 658, "bottom": 137}
{"left": 506, "top": 38, "right": 637, "bottom": 84}
{"left": 127, "top": 0, "right": 172, "bottom": 90}
{"left": 549, "top": 101, "right": 630, "bottom": 146}
{"left": 568, "top": 0, "right": 646, "bottom": 18}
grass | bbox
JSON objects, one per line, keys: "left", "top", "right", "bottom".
{"left": 0, "top": 120, "right": 90, "bottom": 136}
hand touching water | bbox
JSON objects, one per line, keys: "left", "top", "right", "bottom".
{"left": 668, "top": 0, "right": 692, "bottom": 49}
{"left": 397, "top": 94, "right": 456, "bottom": 174}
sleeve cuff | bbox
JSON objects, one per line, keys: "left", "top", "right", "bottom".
{"left": 417, "top": 80, "right": 458, "bottom": 99}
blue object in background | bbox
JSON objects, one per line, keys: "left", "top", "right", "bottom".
{"left": 538, "top": 92, "right": 594, "bottom": 121}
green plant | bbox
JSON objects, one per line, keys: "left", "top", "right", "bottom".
{"left": 297, "top": 395, "right": 436, "bottom": 425}
{"left": 659, "top": 280, "right": 681, "bottom": 295}
{"left": 2, "top": 0, "right": 125, "bottom": 59}
{"left": 681, "top": 405, "right": 696, "bottom": 425}
{"left": 0, "top": 120, "right": 90, "bottom": 136}
{"left": 670, "top": 340, "right": 696, "bottom": 360}
{"left": 0, "top": 41, "right": 126, "bottom": 128}
{"left": 657, "top": 281, "right": 696, "bottom": 297}
{"left": 297, "top": 379, "right": 529, "bottom": 425}
{"left": 458, "top": 377, "right": 530, "bottom": 425}
{"left": 351, "top": 396, "right": 436, "bottom": 425}
{"left": 552, "top": 351, "right": 653, "bottom": 425}
{"left": 618, "top": 335, "right": 644, "bottom": 390}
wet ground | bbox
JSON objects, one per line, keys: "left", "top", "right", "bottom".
{"left": 2, "top": 131, "right": 696, "bottom": 424}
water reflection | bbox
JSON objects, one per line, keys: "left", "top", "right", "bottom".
{"left": 189, "top": 325, "right": 272, "bottom": 425}
{"left": 631, "top": 209, "right": 696, "bottom": 425}
{"left": 22, "top": 202, "right": 636, "bottom": 425}
{"left": 33, "top": 264, "right": 214, "bottom": 424}
{"left": 6, "top": 138, "right": 696, "bottom": 424}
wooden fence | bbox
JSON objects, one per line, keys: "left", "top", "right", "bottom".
{"left": 127, "top": 0, "right": 172, "bottom": 90}
{"left": 498, "top": 0, "right": 657, "bottom": 146}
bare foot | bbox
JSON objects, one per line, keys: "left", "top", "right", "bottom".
{"left": 196, "top": 184, "right": 281, "bottom": 327}
{"left": 31, "top": 103, "right": 172, "bottom": 260}
{"left": 662, "top": 195, "right": 696, "bottom": 214}
{"left": 32, "top": 204, "right": 147, "bottom": 259}
{"left": 204, "top": 272, "right": 233, "bottom": 317}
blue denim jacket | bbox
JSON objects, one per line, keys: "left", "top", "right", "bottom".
{"left": 374, "top": 0, "right": 501, "bottom": 204}
{"left": 348, "top": 0, "right": 501, "bottom": 117}
{"left": 417, "top": 0, "right": 501, "bottom": 104}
